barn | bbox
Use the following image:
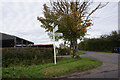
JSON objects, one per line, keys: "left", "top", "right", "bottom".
{"left": 0, "top": 32, "right": 34, "bottom": 48}
{"left": 32, "top": 44, "right": 53, "bottom": 48}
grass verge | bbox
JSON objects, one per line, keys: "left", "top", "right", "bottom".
{"left": 71, "top": 51, "right": 86, "bottom": 55}
{"left": 2, "top": 57, "right": 102, "bottom": 78}
{"left": 78, "top": 52, "right": 86, "bottom": 55}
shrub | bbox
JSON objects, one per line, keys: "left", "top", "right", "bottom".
{"left": 78, "top": 31, "right": 120, "bottom": 52}
{"left": 58, "top": 48, "right": 71, "bottom": 55}
{"left": 2, "top": 47, "right": 53, "bottom": 67}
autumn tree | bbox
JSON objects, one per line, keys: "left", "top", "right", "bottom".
{"left": 37, "top": 0, "right": 108, "bottom": 57}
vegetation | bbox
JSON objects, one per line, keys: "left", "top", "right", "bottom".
{"left": 2, "top": 47, "right": 53, "bottom": 67}
{"left": 2, "top": 57, "right": 102, "bottom": 78}
{"left": 37, "top": 0, "right": 108, "bottom": 57}
{"left": 58, "top": 48, "right": 71, "bottom": 55}
{"left": 78, "top": 31, "right": 120, "bottom": 52}
{"left": 58, "top": 48, "right": 85, "bottom": 55}
{"left": 78, "top": 52, "right": 86, "bottom": 55}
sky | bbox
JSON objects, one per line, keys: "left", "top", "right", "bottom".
{"left": 0, "top": 0, "right": 119, "bottom": 46}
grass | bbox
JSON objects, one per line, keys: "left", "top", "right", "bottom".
{"left": 2, "top": 57, "right": 102, "bottom": 78}
{"left": 56, "top": 52, "right": 58, "bottom": 56}
{"left": 78, "top": 52, "right": 86, "bottom": 55}
{"left": 70, "top": 50, "right": 86, "bottom": 55}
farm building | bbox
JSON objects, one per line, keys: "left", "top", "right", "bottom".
{"left": 0, "top": 32, "right": 34, "bottom": 48}
{"left": 32, "top": 44, "right": 53, "bottom": 48}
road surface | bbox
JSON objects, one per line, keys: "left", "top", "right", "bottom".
{"left": 57, "top": 51, "right": 119, "bottom": 78}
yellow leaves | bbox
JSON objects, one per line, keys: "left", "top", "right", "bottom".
{"left": 57, "top": 9, "right": 63, "bottom": 15}
{"left": 84, "top": 19, "right": 93, "bottom": 27}
{"left": 43, "top": 4, "right": 49, "bottom": 12}
{"left": 77, "top": 26, "right": 87, "bottom": 35}
{"left": 72, "top": 25, "right": 77, "bottom": 31}
{"left": 79, "top": 20, "right": 83, "bottom": 23}
{"left": 85, "top": 19, "right": 92, "bottom": 22}
{"left": 86, "top": 22, "right": 93, "bottom": 27}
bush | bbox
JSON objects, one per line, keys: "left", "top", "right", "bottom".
{"left": 78, "top": 31, "right": 120, "bottom": 52}
{"left": 58, "top": 48, "right": 71, "bottom": 55}
{"left": 2, "top": 47, "right": 53, "bottom": 67}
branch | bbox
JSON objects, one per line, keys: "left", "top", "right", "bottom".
{"left": 86, "top": 3, "right": 101, "bottom": 20}
{"left": 82, "top": 2, "right": 108, "bottom": 28}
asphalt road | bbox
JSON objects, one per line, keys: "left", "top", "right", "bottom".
{"left": 57, "top": 51, "right": 119, "bottom": 78}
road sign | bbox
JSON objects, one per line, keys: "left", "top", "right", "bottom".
{"left": 55, "top": 33, "right": 63, "bottom": 37}
{"left": 54, "top": 25, "right": 58, "bottom": 32}
{"left": 51, "top": 23, "right": 58, "bottom": 32}
{"left": 48, "top": 32, "right": 63, "bottom": 37}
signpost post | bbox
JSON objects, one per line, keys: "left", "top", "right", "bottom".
{"left": 52, "top": 23, "right": 57, "bottom": 64}
{"left": 51, "top": 23, "right": 62, "bottom": 64}
{"left": 53, "top": 27, "right": 56, "bottom": 64}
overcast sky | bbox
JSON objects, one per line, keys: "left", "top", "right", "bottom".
{"left": 0, "top": 0, "right": 118, "bottom": 46}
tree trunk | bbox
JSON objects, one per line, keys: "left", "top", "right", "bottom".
{"left": 73, "top": 37, "right": 78, "bottom": 58}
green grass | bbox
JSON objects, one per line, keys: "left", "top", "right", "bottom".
{"left": 2, "top": 57, "right": 102, "bottom": 78}
{"left": 71, "top": 50, "right": 86, "bottom": 55}
{"left": 78, "top": 52, "right": 86, "bottom": 55}
{"left": 56, "top": 52, "right": 58, "bottom": 56}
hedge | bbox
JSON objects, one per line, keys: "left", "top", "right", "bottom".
{"left": 2, "top": 47, "right": 53, "bottom": 67}
{"left": 58, "top": 48, "right": 71, "bottom": 55}
{"left": 78, "top": 31, "right": 120, "bottom": 52}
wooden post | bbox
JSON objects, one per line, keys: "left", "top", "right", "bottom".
{"left": 21, "top": 40, "right": 23, "bottom": 48}
{"left": 30, "top": 43, "right": 31, "bottom": 47}
{"left": 26, "top": 41, "right": 28, "bottom": 47}
{"left": 14, "top": 37, "right": 16, "bottom": 48}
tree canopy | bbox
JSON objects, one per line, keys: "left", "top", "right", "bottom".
{"left": 37, "top": 0, "right": 108, "bottom": 57}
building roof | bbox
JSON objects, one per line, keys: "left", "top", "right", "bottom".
{"left": 34, "top": 44, "right": 53, "bottom": 46}
{"left": 0, "top": 32, "right": 34, "bottom": 44}
{"left": 32, "top": 44, "right": 53, "bottom": 47}
{"left": 0, "top": 32, "right": 16, "bottom": 40}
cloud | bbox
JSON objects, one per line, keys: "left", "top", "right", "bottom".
{"left": 85, "top": 2, "right": 118, "bottom": 38}
{"left": 1, "top": 2, "right": 52, "bottom": 44}
{"left": 0, "top": 1, "right": 118, "bottom": 46}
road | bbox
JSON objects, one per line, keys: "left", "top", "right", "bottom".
{"left": 57, "top": 51, "right": 119, "bottom": 78}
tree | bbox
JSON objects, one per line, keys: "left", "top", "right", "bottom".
{"left": 37, "top": 0, "right": 108, "bottom": 57}
{"left": 78, "top": 31, "right": 120, "bottom": 52}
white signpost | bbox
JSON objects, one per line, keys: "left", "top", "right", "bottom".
{"left": 51, "top": 23, "right": 62, "bottom": 64}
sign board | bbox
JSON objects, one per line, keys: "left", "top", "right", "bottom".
{"left": 55, "top": 33, "right": 63, "bottom": 37}
{"left": 48, "top": 32, "right": 63, "bottom": 37}
{"left": 54, "top": 25, "right": 58, "bottom": 32}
